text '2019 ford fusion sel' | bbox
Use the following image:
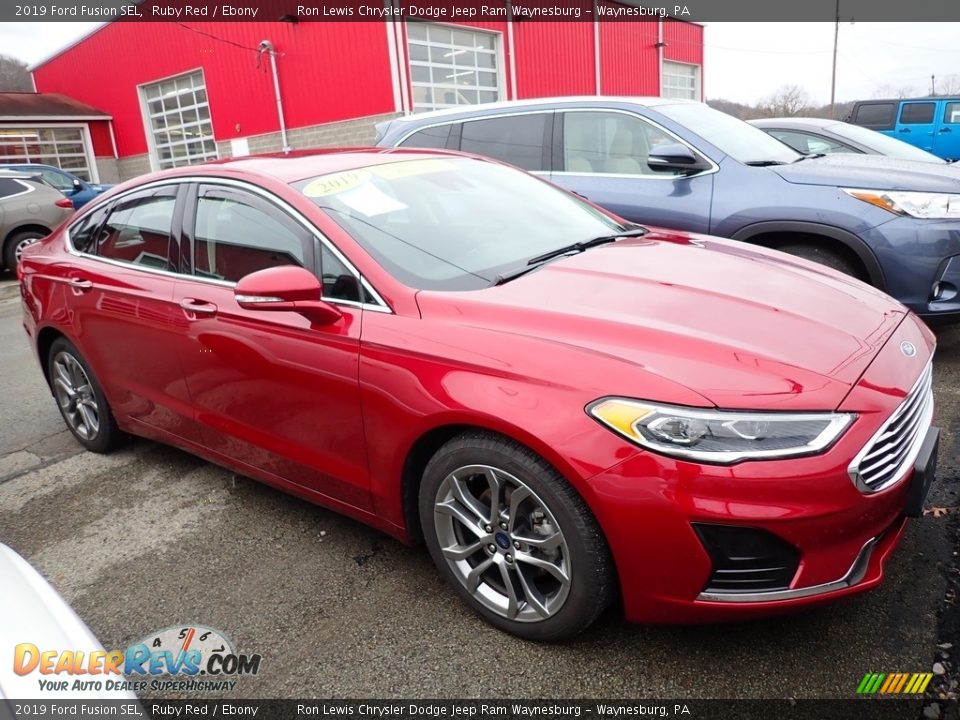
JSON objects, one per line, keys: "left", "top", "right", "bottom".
{"left": 19, "top": 149, "right": 938, "bottom": 640}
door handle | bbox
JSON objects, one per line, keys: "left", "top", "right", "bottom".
{"left": 179, "top": 298, "right": 218, "bottom": 317}
{"left": 69, "top": 278, "right": 92, "bottom": 291}
{"left": 940, "top": 127, "right": 953, "bottom": 133}
{"left": 899, "top": 128, "right": 912, "bottom": 133}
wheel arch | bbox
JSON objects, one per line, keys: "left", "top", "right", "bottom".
{"left": 35, "top": 325, "right": 71, "bottom": 388}
{"left": 730, "top": 221, "right": 886, "bottom": 290}
{"left": 5, "top": 224, "right": 52, "bottom": 245}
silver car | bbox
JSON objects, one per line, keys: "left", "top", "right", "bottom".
{"left": 0, "top": 169, "right": 74, "bottom": 271}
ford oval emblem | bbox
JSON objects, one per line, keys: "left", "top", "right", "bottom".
{"left": 901, "top": 341, "right": 917, "bottom": 358}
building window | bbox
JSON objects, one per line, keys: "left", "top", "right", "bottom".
{"left": 406, "top": 23, "right": 501, "bottom": 113}
{"left": 661, "top": 61, "right": 700, "bottom": 100}
{"left": 141, "top": 70, "right": 217, "bottom": 170}
{"left": 0, "top": 126, "right": 93, "bottom": 180}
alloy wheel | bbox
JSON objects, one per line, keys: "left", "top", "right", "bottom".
{"left": 14, "top": 236, "right": 41, "bottom": 265}
{"left": 433, "top": 464, "right": 571, "bottom": 622}
{"left": 51, "top": 351, "right": 100, "bottom": 441}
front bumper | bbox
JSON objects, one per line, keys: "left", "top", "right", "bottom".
{"left": 585, "top": 313, "right": 936, "bottom": 624}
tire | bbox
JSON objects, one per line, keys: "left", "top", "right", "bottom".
{"left": 47, "top": 337, "right": 122, "bottom": 453}
{"left": 778, "top": 243, "right": 859, "bottom": 279}
{"left": 419, "top": 431, "right": 613, "bottom": 641}
{"left": 3, "top": 230, "right": 45, "bottom": 271}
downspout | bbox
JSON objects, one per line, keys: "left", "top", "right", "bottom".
{"left": 656, "top": 20, "right": 665, "bottom": 96}
{"left": 507, "top": 1, "right": 518, "bottom": 99}
{"left": 593, "top": 0, "right": 601, "bottom": 94}
{"left": 259, "top": 40, "right": 291, "bottom": 152}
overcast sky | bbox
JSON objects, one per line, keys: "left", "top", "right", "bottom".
{"left": 2, "top": 21, "right": 959, "bottom": 105}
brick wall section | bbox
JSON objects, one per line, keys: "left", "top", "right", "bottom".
{"left": 217, "top": 112, "right": 401, "bottom": 158}
{"left": 93, "top": 157, "right": 121, "bottom": 185}
{"left": 115, "top": 154, "right": 152, "bottom": 181}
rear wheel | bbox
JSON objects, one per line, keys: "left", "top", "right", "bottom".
{"left": 3, "top": 230, "right": 44, "bottom": 271}
{"left": 778, "top": 243, "right": 860, "bottom": 279}
{"left": 47, "top": 338, "right": 122, "bottom": 453}
{"left": 419, "top": 431, "right": 613, "bottom": 641}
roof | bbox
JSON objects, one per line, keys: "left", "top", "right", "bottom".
{"left": 385, "top": 96, "right": 697, "bottom": 126}
{"left": 750, "top": 117, "right": 840, "bottom": 128}
{"left": 0, "top": 92, "right": 111, "bottom": 121}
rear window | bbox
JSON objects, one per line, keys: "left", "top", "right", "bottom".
{"left": 853, "top": 103, "right": 896, "bottom": 130}
{"left": 900, "top": 103, "right": 935, "bottom": 125}
{"left": 459, "top": 113, "right": 549, "bottom": 171}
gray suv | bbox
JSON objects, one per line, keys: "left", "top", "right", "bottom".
{"left": 377, "top": 97, "right": 960, "bottom": 323}
{"left": 0, "top": 170, "right": 73, "bottom": 271}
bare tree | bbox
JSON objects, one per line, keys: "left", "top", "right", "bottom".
{"left": 0, "top": 54, "right": 31, "bottom": 92}
{"left": 873, "top": 84, "right": 917, "bottom": 99}
{"left": 758, "top": 84, "right": 811, "bottom": 117}
{"left": 935, "top": 74, "right": 960, "bottom": 96}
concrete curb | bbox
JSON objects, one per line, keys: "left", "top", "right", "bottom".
{"left": 0, "top": 281, "right": 19, "bottom": 302}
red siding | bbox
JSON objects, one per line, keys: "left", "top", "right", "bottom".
{"left": 663, "top": 20, "right": 703, "bottom": 65}
{"left": 87, "top": 120, "right": 114, "bottom": 157}
{"left": 33, "top": 22, "right": 395, "bottom": 157}
{"left": 514, "top": 22, "right": 595, "bottom": 98}
{"left": 599, "top": 14, "right": 659, "bottom": 96}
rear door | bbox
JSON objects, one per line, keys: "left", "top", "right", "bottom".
{"left": 934, "top": 100, "right": 960, "bottom": 160}
{"left": 895, "top": 101, "right": 938, "bottom": 152}
{"left": 171, "top": 182, "right": 372, "bottom": 509}
{"left": 550, "top": 109, "right": 713, "bottom": 232}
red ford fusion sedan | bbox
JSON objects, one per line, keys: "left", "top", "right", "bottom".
{"left": 20, "top": 149, "right": 938, "bottom": 641}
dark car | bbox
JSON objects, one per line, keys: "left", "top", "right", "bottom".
{"left": 750, "top": 117, "right": 949, "bottom": 164}
{"left": 378, "top": 97, "right": 960, "bottom": 322}
{"left": 20, "top": 150, "right": 936, "bottom": 639}
{"left": 0, "top": 164, "right": 112, "bottom": 209}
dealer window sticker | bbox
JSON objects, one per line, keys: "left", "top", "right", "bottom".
{"left": 301, "top": 170, "right": 372, "bottom": 198}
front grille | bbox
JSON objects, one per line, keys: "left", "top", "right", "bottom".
{"left": 693, "top": 524, "right": 800, "bottom": 594}
{"left": 849, "top": 361, "right": 933, "bottom": 493}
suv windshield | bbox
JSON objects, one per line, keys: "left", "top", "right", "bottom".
{"left": 657, "top": 103, "right": 802, "bottom": 165}
{"left": 294, "top": 157, "right": 626, "bottom": 291}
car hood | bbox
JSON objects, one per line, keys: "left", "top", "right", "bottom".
{"left": 771, "top": 153, "right": 960, "bottom": 191}
{"left": 416, "top": 231, "right": 907, "bottom": 411}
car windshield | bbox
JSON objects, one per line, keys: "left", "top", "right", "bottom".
{"left": 295, "top": 157, "right": 626, "bottom": 291}
{"left": 825, "top": 122, "right": 946, "bottom": 163}
{"left": 657, "top": 103, "right": 802, "bottom": 165}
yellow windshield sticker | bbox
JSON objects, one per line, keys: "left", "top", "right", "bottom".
{"left": 368, "top": 159, "right": 456, "bottom": 180}
{"left": 301, "top": 170, "right": 371, "bottom": 198}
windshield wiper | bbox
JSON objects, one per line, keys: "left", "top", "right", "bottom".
{"left": 524, "top": 227, "right": 649, "bottom": 266}
{"left": 792, "top": 153, "right": 826, "bottom": 163}
{"left": 744, "top": 160, "right": 789, "bottom": 166}
{"left": 492, "top": 227, "right": 648, "bottom": 287}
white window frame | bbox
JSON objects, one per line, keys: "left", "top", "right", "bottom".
{"left": 138, "top": 68, "right": 218, "bottom": 172}
{"left": 0, "top": 123, "right": 99, "bottom": 183}
{"left": 661, "top": 60, "right": 701, "bottom": 101}
{"left": 405, "top": 22, "right": 505, "bottom": 113}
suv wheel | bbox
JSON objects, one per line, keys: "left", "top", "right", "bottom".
{"left": 4, "top": 230, "right": 45, "bottom": 271}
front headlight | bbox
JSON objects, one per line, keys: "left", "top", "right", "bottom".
{"left": 587, "top": 398, "right": 855, "bottom": 464}
{"left": 843, "top": 188, "right": 960, "bottom": 219}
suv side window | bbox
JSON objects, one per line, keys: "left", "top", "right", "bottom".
{"left": 398, "top": 125, "right": 452, "bottom": 150}
{"left": 96, "top": 187, "right": 178, "bottom": 271}
{"left": 944, "top": 102, "right": 960, "bottom": 125}
{"left": 192, "top": 185, "right": 311, "bottom": 284}
{"left": 459, "top": 113, "right": 549, "bottom": 171}
{"left": 70, "top": 206, "right": 111, "bottom": 254}
{"left": 0, "top": 178, "right": 30, "bottom": 199}
{"left": 854, "top": 103, "right": 896, "bottom": 130}
{"left": 900, "top": 102, "right": 935, "bottom": 125}
{"left": 562, "top": 111, "right": 685, "bottom": 176}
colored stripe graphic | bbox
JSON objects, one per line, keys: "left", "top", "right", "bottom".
{"left": 857, "top": 672, "right": 932, "bottom": 694}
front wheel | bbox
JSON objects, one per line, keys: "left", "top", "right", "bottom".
{"left": 419, "top": 431, "right": 614, "bottom": 641}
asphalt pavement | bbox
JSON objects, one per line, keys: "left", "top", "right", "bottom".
{"left": 1, "top": 275, "right": 958, "bottom": 702}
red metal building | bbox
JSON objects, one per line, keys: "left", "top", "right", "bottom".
{"left": 30, "top": 15, "right": 703, "bottom": 182}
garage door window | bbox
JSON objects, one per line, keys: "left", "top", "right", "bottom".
{"left": 0, "top": 127, "right": 93, "bottom": 181}
{"left": 141, "top": 71, "right": 218, "bottom": 170}
{"left": 662, "top": 61, "right": 699, "bottom": 100}
{"left": 407, "top": 23, "right": 501, "bottom": 112}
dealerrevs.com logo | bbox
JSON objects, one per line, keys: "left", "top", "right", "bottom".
{"left": 14, "top": 624, "right": 262, "bottom": 694}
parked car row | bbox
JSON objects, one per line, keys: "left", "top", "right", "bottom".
{"left": 377, "top": 97, "right": 960, "bottom": 323}
{"left": 19, "top": 95, "right": 939, "bottom": 640}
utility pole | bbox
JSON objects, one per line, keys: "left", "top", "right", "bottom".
{"left": 830, "top": 0, "right": 840, "bottom": 118}
{"left": 931, "top": 75, "right": 936, "bottom": 96}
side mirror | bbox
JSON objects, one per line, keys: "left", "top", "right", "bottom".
{"left": 234, "top": 266, "right": 342, "bottom": 325}
{"left": 647, "top": 143, "right": 712, "bottom": 174}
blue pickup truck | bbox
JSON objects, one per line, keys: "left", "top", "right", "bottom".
{"left": 848, "top": 98, "right": 960, "bottom": 161}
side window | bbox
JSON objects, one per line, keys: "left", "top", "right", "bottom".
{"left": 41, "top": 169, "right": 75, "bottom": 193}
{"left": 96, "top": 187, "right": 178, "bottom": 271}
{"left": 70, "top": 206, "right": 110, "bottom": 254}
{"left": 854, "top": 103, "right": 895, "bottom": 130}
{"left": 0, "top": 178, "right": 29, "bottom": 199}
{"left": 900, "top": 103, "right": 935, "bottom": 125}
{"left": 767, "top": 130, "right": 853, "bottom": 155}
{"left": 563, "top": 111, "right": 685, "bottom": 176}
{"left": 459, "top": 114, "right": 548, "bottom": 171}
{"left": 944, "top": 102, "right": 960, "bottom": 125}
{"left": 193, "top": 187, "right": 308, "bottom": 284}
{"left": 398, "top": 125, "right": 452, "bottom": 149}
{"left": 320, "top": 244, "right": 364, "bottom": 303}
